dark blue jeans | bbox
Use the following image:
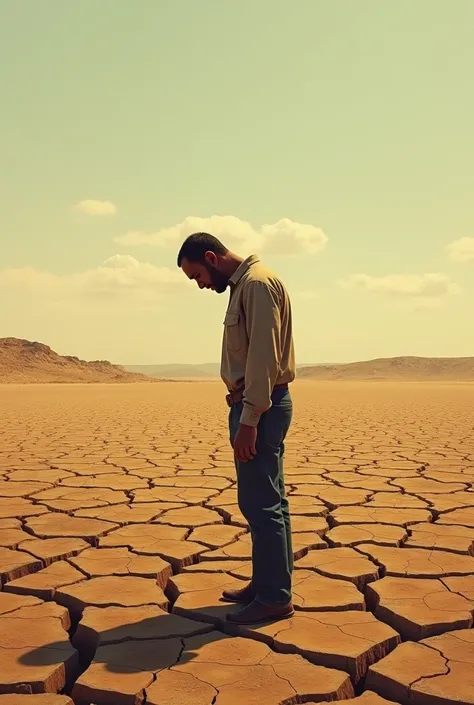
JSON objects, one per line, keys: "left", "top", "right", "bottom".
{"left": 229, "top": 386, "right": 293, "bottom": 605}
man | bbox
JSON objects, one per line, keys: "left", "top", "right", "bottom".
{"left": 177, "top": 232, "right": 296, "bottom": 625}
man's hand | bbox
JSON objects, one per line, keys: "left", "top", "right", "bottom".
{"left": 232, "top": 423, "right": 257, "bottom": 463}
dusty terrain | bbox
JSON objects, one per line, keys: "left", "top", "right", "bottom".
{"left": 298, "top": 356, "right": 474, "bottom": 381}
{"left": 0, "top": 338, "right": 155, "bottom": 383}
{"left": 0, "top": 380, "right": 473, "bottom": 704}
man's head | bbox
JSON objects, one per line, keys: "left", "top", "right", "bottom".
{"left": 177, "top": 232, "right": 232, "bottom": 293}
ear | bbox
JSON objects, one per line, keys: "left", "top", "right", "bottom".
{"left": 204, "top": 250, "right": 218, "bottom": 267}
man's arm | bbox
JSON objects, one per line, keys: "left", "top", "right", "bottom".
{"left": 240, "top": 280, "right": 281, "bottom": 427}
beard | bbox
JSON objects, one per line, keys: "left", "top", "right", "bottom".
{"left": 204, "top": 262, "right": 230, "bottom": 293}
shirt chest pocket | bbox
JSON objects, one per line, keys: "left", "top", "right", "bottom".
{"left": 223, "top": 311, "right": 242, "bottom": 352}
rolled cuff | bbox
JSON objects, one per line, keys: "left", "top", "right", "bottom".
{"left": 239, "top": 404, "right": 262, "bottom": 427}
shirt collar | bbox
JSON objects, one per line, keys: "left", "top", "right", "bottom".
{"left": 229, "top": 254, "right": 260, "bottom": 286}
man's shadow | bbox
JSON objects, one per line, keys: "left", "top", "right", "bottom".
{"left": 16, "top": 596, "right": 276, "bottom": 696}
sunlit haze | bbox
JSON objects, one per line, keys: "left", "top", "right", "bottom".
{"left": 1, "top": 1, "right": 473, "bottom": 364}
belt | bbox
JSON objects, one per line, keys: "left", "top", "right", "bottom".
{"left": 225, "top": 383, "right": 288, "bottom": 408}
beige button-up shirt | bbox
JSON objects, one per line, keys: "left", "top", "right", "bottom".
{"left": 220, "top": 254, "right": 296, "bottom": 427}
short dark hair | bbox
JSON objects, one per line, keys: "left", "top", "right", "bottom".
{"left": 177, "top": 232, "right": 228, "bottom": 266}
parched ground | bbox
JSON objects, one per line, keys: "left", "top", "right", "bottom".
{"left": 0, "top": 380, "right": 473, "bottom": 705}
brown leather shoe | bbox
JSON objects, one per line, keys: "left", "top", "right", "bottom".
{"left": 226, "top": 598, "right": 294, "bottom": 625}
{"left": 221, "top": 583, "right": 256, "bottom": 604}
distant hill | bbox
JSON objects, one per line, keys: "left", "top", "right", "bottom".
{"left": 124, "top": 363, "right": 222, "bottom": 379}
{"left": 297, "top": 356, "right": 474, "bottom": 381}
{"left": 5, "top": 342, "right": 471, "bottom": 383}
{"left": 0, "top": 338, "right": 157, "bottom": 383}
{"left": 125, "top": 357, "right": 474, "bottom": 381}
{"left": 124, "top": 362, "right": 321, "bottom": 379}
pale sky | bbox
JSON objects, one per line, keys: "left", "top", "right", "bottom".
{"left": 1, "top": 1, "right": 473, "bottom": 365}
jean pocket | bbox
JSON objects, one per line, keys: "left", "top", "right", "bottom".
{"left": 259, "top": 404, "right": 293, "bottom": 450}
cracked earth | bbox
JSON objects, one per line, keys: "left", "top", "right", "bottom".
{"left": 0, "top": 380, "right": 473, "bottom": 704}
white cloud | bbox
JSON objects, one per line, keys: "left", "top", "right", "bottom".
{"left": 446, "top": 237, "right": 474, "bottom": 263}
{"left": 83, "top": 255, "right": 184, "bottom": 291}
{"left": 73, "top": 199, "right": 117, "bottom": 215}
{"left": 115, "top": 215, "right": 328, "bottom": 257}
{"left": 260, "top": 219, "right": 327, "bottom": 256}
{"left": 0, "top": 255, "right": 189, "bottom": 311}
{"left": 342, "top": 273, "right": 460, "bottom": 298}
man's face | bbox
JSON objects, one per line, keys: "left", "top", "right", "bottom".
{"left": 181, "top": 254, "right": 229, "bottom": 294}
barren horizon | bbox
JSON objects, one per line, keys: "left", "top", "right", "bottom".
{"left": 2, "top": 337, "right": 474, "bottom": 384}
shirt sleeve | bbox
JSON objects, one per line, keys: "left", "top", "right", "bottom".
{"left": 239, "top": 280, "right": 281, "bottom": 427}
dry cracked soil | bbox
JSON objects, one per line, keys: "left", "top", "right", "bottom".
{"left": 0, "top": 380, "right": 474, "bottom": 705}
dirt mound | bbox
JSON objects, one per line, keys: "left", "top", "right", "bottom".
{"left": 0, "top": 338, "right": 156, "bottom": 383}
{"left": 298, "top": 356, "right": 474, "bottom": 381}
